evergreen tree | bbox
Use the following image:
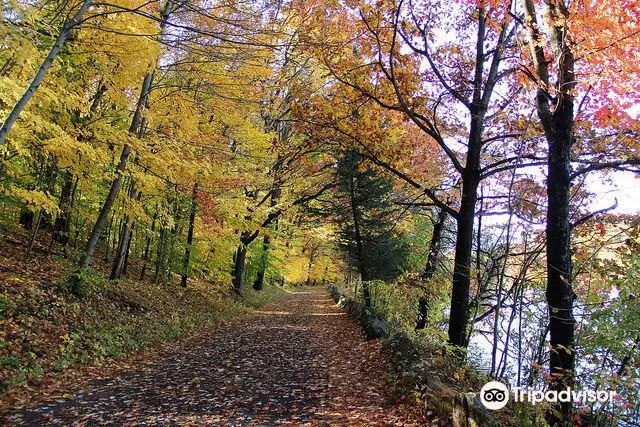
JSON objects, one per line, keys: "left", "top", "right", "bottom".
{"left": 336, "top": 151, "right": 408, "bottom": 286}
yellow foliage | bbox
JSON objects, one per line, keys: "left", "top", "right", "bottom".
{"left": 10, "top": 188, "right": 59, "bottom": 215}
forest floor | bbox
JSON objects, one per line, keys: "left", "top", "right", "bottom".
{"left": 1, "top": 288, "right": 427, "bottom": 426}
{"left": 0, "top": 228, "right": 289, "bottom": 408}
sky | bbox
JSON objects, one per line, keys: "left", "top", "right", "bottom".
{"left": 588, "top": 171, "right": 640, "bottom": 215}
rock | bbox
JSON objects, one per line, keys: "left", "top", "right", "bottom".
{"left": 343, "top": 298, "right": 352, "bottom": 313}
{"left": 413, "top": 362, "right": 435, "bottom": 383}
{"left": 361, "top": 307, "right": 391, "bottom": 339}
{"left": 347, "top": 300, "right": 365, "bottom": 321}
{"left": 337, "top": 295, "right": 347, "bottom": 308}
{"left": 452, "top": 392, "right": 494, "bottom": 427}
{"left": 469, "top": 393, "right": 493, "bottom": 425}
{"left": 326, "top": 286, "right": 389, "bottom": 340}
{"left": 452, "top": 392, "right": 473, "bottom": 427}
{"left": 386, "top": 331, "right": 420, "bottom": 366}
{"left": 328, "top": 284, "right": 341, "bottom": 302}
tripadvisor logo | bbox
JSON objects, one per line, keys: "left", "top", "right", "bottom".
{"left": 479, "top": 381, "right": 617, "bottom": 410}
{"left": 480, "top": 381, "right": 510, "bottom": 410}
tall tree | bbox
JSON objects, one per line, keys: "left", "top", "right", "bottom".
{"left": 181, "top": 182, "right": 199, "bottom": 287}
{"left": 231, "top": 176, "right": 336, "bottom": 295}
{"left": 79, "top": 0, "right": 174, "bottom": 270}
{"left": 336, "top": 151, "right": 409, "bottom": 287}
{"left": 521, "top": 0, "right": 640, "bottom": 422}
{"left": 78, "top": 71, "right": 155, "bottom": 269}
{"left": 299, "top": 0, "right": 537, "bottom": 347}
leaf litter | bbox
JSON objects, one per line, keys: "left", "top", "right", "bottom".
{"left": 2, "top": 288, "right": 426, "bottom": 425}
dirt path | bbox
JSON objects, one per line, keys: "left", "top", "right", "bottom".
{"left": 3, "top": 288, "right": 424, "bottom": 426}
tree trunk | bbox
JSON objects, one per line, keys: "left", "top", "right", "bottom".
{"left": 523, "top": 1, "right": 577, "bottom": 422}
{"left": 122, "top": 219, "right": 135, "bottom": 275}
{"left": 0, "top": 0, "right": 93, "bottom": 146}
{"left": 63, "top": 175, "right": 79, "bottom": 252}
{"left": 89, "top": 82, "right": 107, "bottom": 113}
{"left": 26, "top": 209, "right": 44, "bottom": 257}
{"left": 53, "top": 172, "right": 74, "bottom": 245}
{"left": 305, "top": 246, "right": 318, "bottom": 287}
{"left": 181, "top": 183, "right": 198, "bottom": 287}
{"left": 422, "top": 208, "right": 447, "bottom": 281}
{"left": 113, "top": 93, "right": 150, "bottom": 279}
{"left": 232, "top": 226, "right": 262, "bottom": 296}
{"left": 103, "top": 211, "right": 116, "bottom": 261}
{"left": 110, "top": 183, "right": 139, "bottom": 279}
{"left": 128, "top": 73, "right": 154, "bottom": 135}
{"left": 154, "top": 225, "right": 167, "bottom": 284}
{"left": 348, "top": 175, "right": 370, "bottom": 305}
{"left": 545, "top": 105, "right": 575, "bottom": 421}
{"left": 111, "top": 190, "right": 141, "bottom": 280}
{"left": 253, "top": 179, "right": 281, "bottom": 291}
{"left": 306, "top": 253, "right": 313, "bottom": 286}
{"left": 164, "top": 194, "right": 183, "bottom": 281}
{"left": 140, "top": 209, "right": 157, "bottom": 281}
{"left": 110, "top": 219, "right": 133, "bottom": 279}
{"left": 78, "top": 72, "right": 154, "bottom": 269}
{"left": 232, "top": 234, "right": 250, "bottom": 296}
{"left": 72, "top": 188, "right": 82, "bottom": 248}
{"left": 78, "top": 144, "right": 131, "bottom": 268}
{"left": 448, "top": 148, "right": 481, "bottom": 347}
{"left": 253, "top": 234, "right": 270, "bottom": 291}
{"left": 40, "top": 163, "right": 57, "bottom": 230}
{"left": 416, "top": 208, "right": 447, "bottom": 330}
{"left": 445, "top": 7, "right": 494, "bottom": 348}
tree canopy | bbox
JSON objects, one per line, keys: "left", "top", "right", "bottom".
{"left": 1, "top": 0, "right": 639, "bottom": 424}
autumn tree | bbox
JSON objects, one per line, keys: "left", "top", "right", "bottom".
{"left": 298, "top": 0, "right": 543, "bottom": 347}
{"left": 520, "top": 0, "right": 640, "bottom": 422}
{"left": 230, "top": 160, "right": 336, "bottom": 295}
{"left": 77, "top": 1, "right": 173, "bottom": 272}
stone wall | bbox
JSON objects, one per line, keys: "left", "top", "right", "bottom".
{"left": 328, "top": 284, "right": 390, "bottom": 340}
